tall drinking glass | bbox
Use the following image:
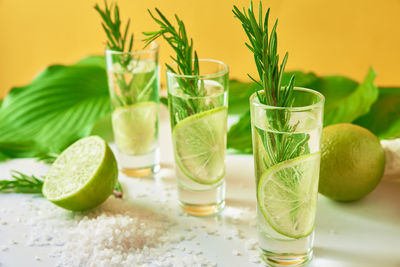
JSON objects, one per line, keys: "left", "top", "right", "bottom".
{"left": 250, "top": 88, "right": 324, "bottom": 266}
{"left": 166, "top": 59, "right": 229, "bottom": 216}
{"left": 105, "top": 41, "right": 160, "bottom": 177}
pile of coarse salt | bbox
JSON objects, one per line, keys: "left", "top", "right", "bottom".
{"left": 18, "top": 196, "right": 216, "bottom": 266}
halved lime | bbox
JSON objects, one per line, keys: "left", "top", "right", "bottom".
{"left": 257, "top": 152, "right": 320, "bottom": 238}
{"left": 112, "top": 102, "right": 158, "bottom": 155}
{"left": 173, "top": 107, "right": 227, "bottom": 185}
{"left": 43, "top": 136, "right": 118, "bottom": 211}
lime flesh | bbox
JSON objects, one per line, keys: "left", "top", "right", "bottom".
{"left": 43, "top": 136, "right": 118, "bottom": 211}
{"left": 173, "top": 107, "right": 227, "bottom": 185}
{"left": 257, "top": 152, "right": 320, "bottom": 239}
{"left": 112, "top": 102, "right": 158, "bottom": 155}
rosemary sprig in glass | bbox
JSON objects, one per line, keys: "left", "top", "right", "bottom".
{"left": 143, "top": 9, "right": 205, "bottom": 120}
{"left": 95, "top": 1, "right": 136, "bottom": 106}
{"left": 143, "top": 9, "right": 200, "bottom": 93}
{"left": 94, "top": 1, "right": 133, "bottom": 53}
{"left": 233, "top": 1, "right": 295, "bottom": 107}
{"left": 233, "top": 2, "right": 309, "bottom": 167}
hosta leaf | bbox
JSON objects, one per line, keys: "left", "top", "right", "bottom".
{"left": 0, "top": 57, "right": 110, "bottom": 159}
{"left": 355, "top": 87, "right": 400, "bottom": 139}
{"left": 318, "top": 68, "right": 378, "bottom": 125}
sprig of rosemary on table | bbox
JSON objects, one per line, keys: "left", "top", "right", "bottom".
{"left": 0, "top": 170, "right": 124, "bottom": 198}
{"left": 0, "top": 171, "right": 43, "bottom": 193}
{"left": 233, "top": 1, "right": 295, "bottom": 107}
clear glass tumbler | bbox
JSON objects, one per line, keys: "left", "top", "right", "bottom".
{"left": 250, "top": 88, "right": 324, "bottom": 266}
{"left": 166, "top": 59, "right": 229, "bottom": 216}
{"left": 105, "top": 41, "right": 160, "bottom": 177}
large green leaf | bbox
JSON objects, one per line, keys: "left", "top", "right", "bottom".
{"left": 355, "top": 87, "right": 400, "bottom": 139}
{"left": 0, "top": 57, "right": 110, "bottom": 160}
{"left": 228, "top": 80, "right": 255, "bottom": 115}
{"left": 227, "top": 111, "right": 252, "bottom": 154}
{"left": 318, "top": 68, "right": 378, "bottom": 125}
{"left": 227, "top": 69, "right": 379, "bottom": 153}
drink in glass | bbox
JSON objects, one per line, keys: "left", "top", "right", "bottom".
{"left": 105, "top": 40, "right": 160, "bottom": 177}
{"left": 166, "top": 59, "right": 229, "bottom": 216}
{"left": 250, "top": 88, "right": 324, "bottom": 266}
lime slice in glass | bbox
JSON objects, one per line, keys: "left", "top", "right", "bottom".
{"left": 257, "top": 152, "right": 320, "bottom": 238}
{"left": 43, "top": 136, "right": 118, "bottom": 211}
{"left": 173, "top": 107, "right": 227, "bottom": 185}
{"left": 112, "top": 101, "right": 158, "bottom": 155}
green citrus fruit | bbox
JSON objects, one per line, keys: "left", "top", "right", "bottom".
{"left": 258, "top": 153, "right": 320, "bottom": 238}
{"left": 173, "top": 107, "right": 227, "bottom": 185}
{"left": 43, "top": 136, "right": 118, "bottom": 211}
{"left": 319, "top": 123, "right": 385, "bottom": 201}
{"left": 112, "top": 102, "right": 158, "bottom": 155}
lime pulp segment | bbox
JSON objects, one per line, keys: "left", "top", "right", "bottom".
{"left": 257, "top": 152, "right": 320, "bottom": 239}
{"left": 112, "top": 101, "right": 158, "bottom": 155}
{"left": 173, "top": 107, "right": 227, "bottom": 185}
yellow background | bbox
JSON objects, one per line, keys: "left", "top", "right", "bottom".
{"left": 1, "top": 0, "right": 400, "bottom": 98}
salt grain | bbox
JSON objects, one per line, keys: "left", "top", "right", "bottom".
{"left": 244, "top": 238, "right": 257, "bottom": 251}
{"left": 232, "top": 249, "right": 241, "bottom": 256}
{"left": 250, "top": 256, "right": 261, "bottom": 264}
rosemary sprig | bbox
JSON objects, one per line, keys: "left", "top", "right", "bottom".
{"left": 143, "top": 9, "right": 202, "bottom": 96}
{"left": 234, "top": 2, "right": 308, "bottom": 168}
{"left": 94, "top": 0, "right": 133, "bottom": 53}
{"left": 0, "top": 171, "right": 43, "bottom": 193}
{"left": 233, "top": 1, "right": 295, "bottom": 107}
{"left": 144, "top": 9, "right": 199, "bottom": 77}
{"left": 95, "top": 1, "right": 137, "bottom": 106}
{"left": 0, "top": 170, "right": 123, "bottom": 198}
{"left": 143, "top": 8, "right": 203, "bottom": 120}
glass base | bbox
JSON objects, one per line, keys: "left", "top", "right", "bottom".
{"left": 121, "top": 165, "right": 160, "bottom": 178}
{"left": 260, "top": 249, "right": 313, "bottom": 267}
{"left": 117, "top": 148, "right": 160, "bottom": 178}
{"left": 178, "top": 181, "right": 225, "bottom": 216}
{"left": 258, "top": 230, "right": 314, "bottom": 266}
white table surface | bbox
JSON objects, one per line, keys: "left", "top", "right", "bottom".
{"left": 0, "top": 105, "right": 400, "bottom": 267}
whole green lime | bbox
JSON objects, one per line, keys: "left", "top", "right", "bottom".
{"left": 319, "top": 123, "right": 385, "bottom": 201}
{"left": 43, "top": 136, "right": 118, "bottom": 211}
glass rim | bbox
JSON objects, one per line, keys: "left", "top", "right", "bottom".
{"left": 166, "top": 59, "right": 229, "bottom": 79}
{"left": 105, "top": 40, "right": 159, "bottom": 55}
{"left": 250, "top": 87, "right": 325, "bottom": 111}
